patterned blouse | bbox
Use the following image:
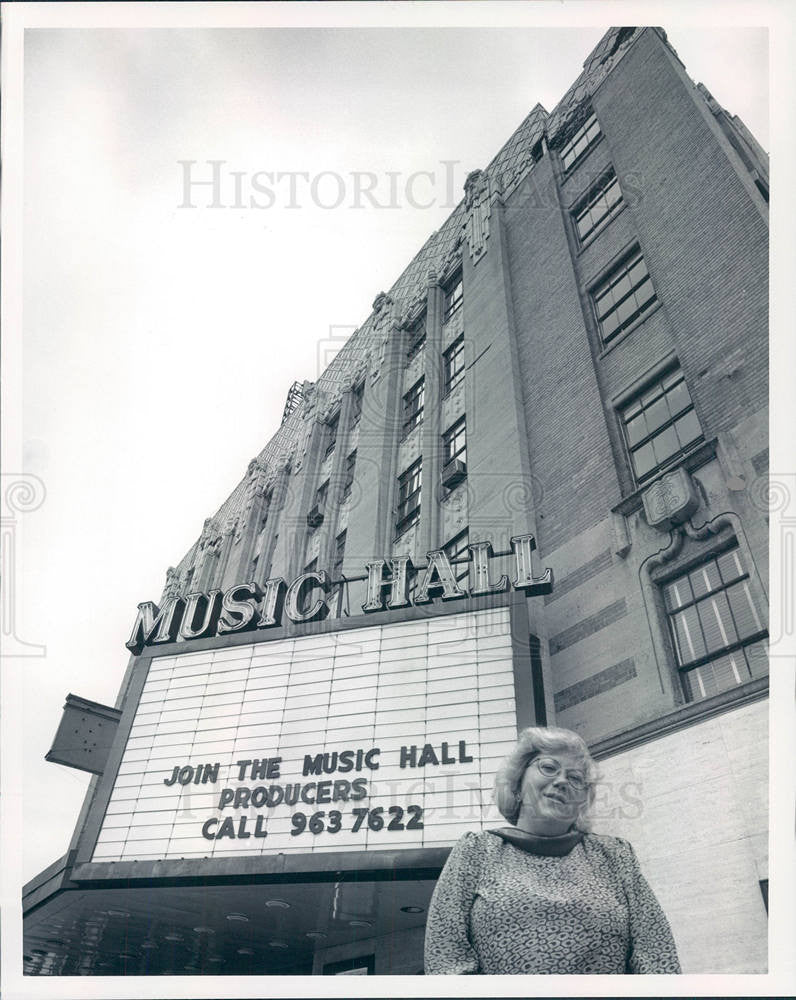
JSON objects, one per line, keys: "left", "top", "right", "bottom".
{"left": 424, "top": 829, "right": 681, "bottom": 975}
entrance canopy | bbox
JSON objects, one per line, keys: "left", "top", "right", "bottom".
{"left": 24, "top": 849, "right": 444, "bottom": 976}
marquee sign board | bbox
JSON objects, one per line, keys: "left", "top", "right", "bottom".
{"left": 126, "top": 535, "right": 552, "bottom": 654}
{"left": 93, "top": 606, "right": 518, "bottom": 862}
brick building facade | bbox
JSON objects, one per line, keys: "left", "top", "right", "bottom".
{"left": 25, "top": 27, "right": 769, "bottom": 976}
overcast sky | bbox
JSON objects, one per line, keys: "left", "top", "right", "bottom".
{"left": 10, "top": 11, "right": 773, "bottom": 888}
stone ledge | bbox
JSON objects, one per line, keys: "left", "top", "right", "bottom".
{"left": 589, "top": 676, "right": 768, "bottom": 761}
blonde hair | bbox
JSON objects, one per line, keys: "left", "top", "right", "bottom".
{"left": 493, "top": 726, "right": 598, "bottom": 831}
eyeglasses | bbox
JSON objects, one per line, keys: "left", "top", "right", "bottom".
{"left": 533, "top": 756, "right": 588, "bottom": 793}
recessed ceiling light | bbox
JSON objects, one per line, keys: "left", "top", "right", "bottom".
{"left": 305, "top": 931, "right": 327, "bottom": 940}
{"left": 140, "top": 942, "right": 158, "bottom": 950}
{"left": 207, "top": 955, "right": 224, "bottom": 964}
{"left": 193, "top": 926, "right": 215, "bottom": 934}
{"left": 348, "top": 919, "right": 372, "bottom": 928}
{"left": 164, "top": 933, "right": 184, "bottom": 942}
{"left": 106, "top": 909, "right": 128, "bottom": 918}
{"left": 226, "top": 912, "right": 249, "bottom": 922}
{"left": 269, "top": 940, "right": 289, "bottom": 949}
{"left": 236, "top": 947, "right": 254, "bottom": 956}
{"left": 119, "top": 952, "right": 137, "bottom": 960}
{"left": 400, "top": 905, "right": 425, "bottom": 914}
{"left": 265, "top": 899, "right": 290, "bottom": 909}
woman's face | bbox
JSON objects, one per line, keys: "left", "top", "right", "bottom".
{"left": 518, "top": 751, "right": 589, "bottom": 830}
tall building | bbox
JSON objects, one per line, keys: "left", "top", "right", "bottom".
{"left": 24, "top": 26, "right": 769, "bottom": 976}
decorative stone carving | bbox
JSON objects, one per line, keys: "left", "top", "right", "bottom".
{"left": 372, "top": 291, "right": 394, "bottom": 319}
{"left": 342, "top": 357, "right": 369, "bottom": 393}
{"left": 301, "top": 381, "right": 317, "bottom": 420}
{"left": 642, "top": 468, "right": 700, "bottom": 531}
{"left": 163, "top": 566, "right": 182, "bottom": 599}
{"left": 199, "top": 517, "right": 221, "bottom": 547}
{"left": 438, "top": 234, "right": 463, "bottom": 286}
{"left": 399, "top": 286, "right": 428, "bottom": 330}
{"left": 464, "top": 169, "right": 491, "bottom": 265}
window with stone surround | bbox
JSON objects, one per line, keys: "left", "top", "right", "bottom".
{"left": 395, "top": 459, "right": 422, "bottom": 536}
{"left": 662, "top": 544, "right": 768, "bottom": 702}
{"left": 443, "top": 335, "right": 465, "bottom": 396}
{"left": 443, "top": 273, "right": 463, "bottom": 323}
{"left": 324, "top": 414, "right": 339, "bottom": 458}
{"left": 402, "top": 378, "right": 425, "bottom": 438}
{"left": 406, "top": 317, "right": 426, "bottom": 363}
{"left": 573, "top": 168, "right": 623, "bottom": 243}
{"left": 350, "top": 382, "right": 363, "bottom": 426}
{"left": 442, "top": 416, "right": 467, "bottom": 466}
{"left": 342, "top": 450, "right": 357, "bottom": 501}
{"left": 620, "top": 366, "right": 703, "bottom": 484}
{"left": 315, "top": 480, "right": 329, "bottom": 512}
{"left": 332, "top": 530, "right": 346, "bottom": 578}
{"left": 592, "top": 247, "right": 657, "bottom": 345}
{"left": 559, "top": 111, "right": 601, "bottom": 171}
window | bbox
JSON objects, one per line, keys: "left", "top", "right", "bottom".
{"left": 253, "top": 523, "right": 267, "bottom": 559}
{"left": 406, "top": 319, "right": 426, "bottom": 362}
{"left": 304, "top": 557, "right": 318, "bottom": 574}
{"left": 350, "top": 383, "right": 363, "bottom": 426}
{"left": 443, "top": 335, "right": 465, "bottom": 395}
{"left": 442, "top": 416, "right": 467, "bottom": 466}
{"left": 621, "top": 367, "right": 703, "bottom": 483}
{"left": 402, "top": 378, "right": 425, "bottom": 437}
{"left": 443, "top": 528, "right": 470, "bottom": 585}
{"left": 316, "top": 481, "right": 329, "bottom": 511}
{"left": 662, "top": 545, "right": 767, "bottom": 702}
{"left": 342, "top": 450, "right": 357, "bottom": 500}
{"left": 560, "top": 111, "right": 601, "bottom": 171}
{"left": 574, "top": 169, "right": 623, "bottom": 243}
{"left": 443, "top": 274, "right": 463, "bottom": 322}
{"left": 592, "top": 249, "right": 656, "bottom": 345}
{"left": 396, "top": 459, "right": 422, "bottom": 536}
{"left": 332, "top": 531, "right": 347, "bottom": 577}
{"left": 324, "top": 415, "right": 339, "bottom": 459}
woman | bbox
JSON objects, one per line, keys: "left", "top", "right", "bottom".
{"left": 424, "top": 726, "right": 680, "bottom": 974}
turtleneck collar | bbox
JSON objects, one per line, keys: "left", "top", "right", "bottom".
{"left": 488, "top": 826, "right": 584, "bottom": 856}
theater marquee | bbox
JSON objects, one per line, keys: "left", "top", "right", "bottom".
{"left": 94, "top": 606, "right": 520, "bottom": 862}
